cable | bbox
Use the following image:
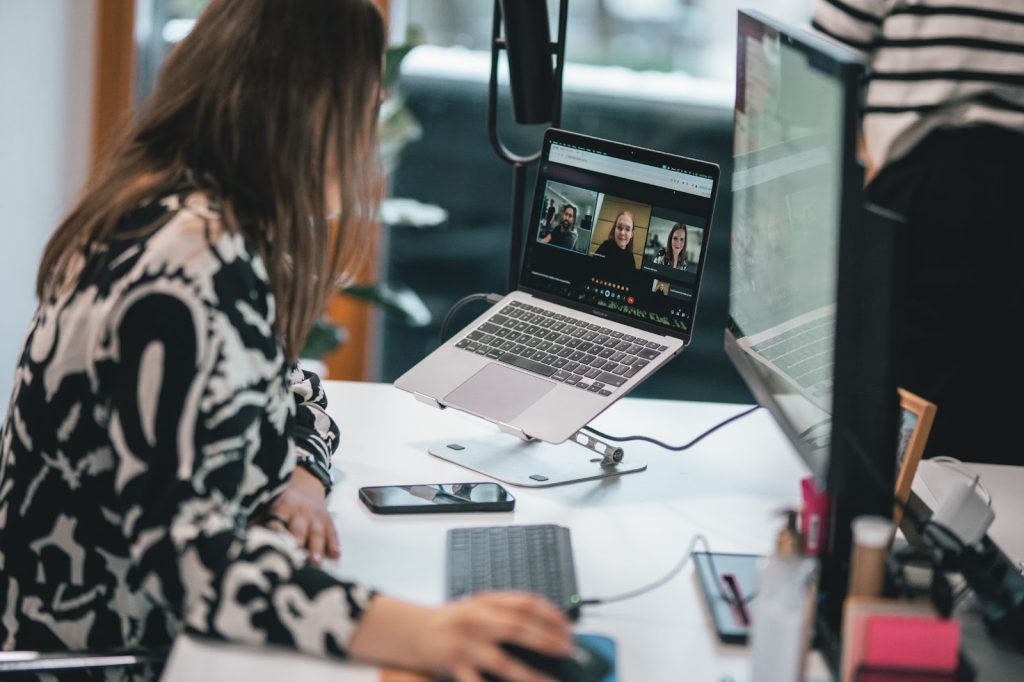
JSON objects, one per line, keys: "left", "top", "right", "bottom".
{"left": 582, "top": 405, "right": 760, "bottom": 451}
{"left": 576, "top": 534, "right": 707, "bottom": 607}
{"left": 438, "top": 293, "right": 504, "bottom": 346}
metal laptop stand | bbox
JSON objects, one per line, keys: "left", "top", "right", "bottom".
{"left": 427, "top": 429, "right": 646, "bottom": 487}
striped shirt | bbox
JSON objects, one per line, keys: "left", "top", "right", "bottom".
{"left": 812, "top": 0, "right": 1024, "bottom": 169}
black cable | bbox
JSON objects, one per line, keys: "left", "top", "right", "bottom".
{"left": 582, "top": 405, "right": 761, "bottom": 451}
{"left": 438, "top": 293, "right": 504, "bottom": 346}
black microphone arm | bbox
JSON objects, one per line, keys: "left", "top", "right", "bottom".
{"left": 489, "top": 0, "right": 568, "bottom": 292}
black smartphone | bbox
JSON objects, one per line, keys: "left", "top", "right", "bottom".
{"left": 358, "top": 482, "right": 515, "bottom": 514}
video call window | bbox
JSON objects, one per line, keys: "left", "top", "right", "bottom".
{"left": 536, "top": 181, "right": 598, "bottom": 255}
{"left": 644, "top": 218, "right": 701, "bottom": 270}
{"left": 587, "top": 194, "right": 651, "bottom": 271}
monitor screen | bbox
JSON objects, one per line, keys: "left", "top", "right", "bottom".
{"left": 727, "top": 12, "right": 852, "bottom": 481}
{"left": 519, "top": 131, "right": 719, "bottom": 340}
{"left": 726, "top": 12, "right": 904, "bottom": 670}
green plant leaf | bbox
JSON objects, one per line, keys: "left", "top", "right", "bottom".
{"left": 300, "top": 317, "right": 348, "bottom": 360}
{"left": 342, "top": 282, "right": 432, "bottom": 327}
{"left": 383, "top": 25, "right": 425, "bottom": 90}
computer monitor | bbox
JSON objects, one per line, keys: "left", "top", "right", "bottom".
{"left": 724, "top": 10, "right": 901, "bottom": 668}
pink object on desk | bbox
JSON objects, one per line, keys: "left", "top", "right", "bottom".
{"left": 863, "top": 615, "right": 961, "bottom": 672}
{"left": 800, "top": 476, "right": 829, "bottom": 555}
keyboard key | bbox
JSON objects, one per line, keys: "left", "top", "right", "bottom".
{"left": 599, "top": 389, "right": 612, "bottom": 396}
{"left": 597, "top": 372, "right": 626, "bottom": 387}
{"left": 637, "top": 348, "right": 660, "bottom": 360}
{"left": 480, "top": 322, "right": 500, "bottom": 334}
{"left": 498, "top": 353, "right": 557, "bottom": 377}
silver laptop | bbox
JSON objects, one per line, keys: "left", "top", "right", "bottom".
{"left": 395, "top": 129, "right": 720, "bottom": 444}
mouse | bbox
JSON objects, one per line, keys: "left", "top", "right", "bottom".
{"left": 486, "top": 638, "right": 612, "bottom": 682}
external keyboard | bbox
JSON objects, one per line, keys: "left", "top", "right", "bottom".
{"left": 447, "top": 524, "right": 579, "bottom": 609}
{"left": 453, "top": 300, "right": 667, "bottom": 395}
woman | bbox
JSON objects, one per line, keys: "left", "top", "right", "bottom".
{"left": 594, "top": 211, "right": 637, "bottom": 272}
{"left": 653, "top": 223, "right": 689, "bottom": 270}
{"left": 0, "top": 1, "right": 571, "bottom": 679}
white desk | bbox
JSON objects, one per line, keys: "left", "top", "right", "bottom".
{"left": 163, "top": 381, "right": 832, "bottom": 681}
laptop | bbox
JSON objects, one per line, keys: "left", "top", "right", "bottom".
{"left": 394, "top": 129, "right": 720, "bottom": 444}
{"left": 737, "top": 304, "right": 836, "bottom": 412}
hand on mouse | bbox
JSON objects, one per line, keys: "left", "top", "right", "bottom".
{"left": 348, "top": 592, "right": 574, "bottom": 681}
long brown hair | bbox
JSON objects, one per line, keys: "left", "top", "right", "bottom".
{"left": 37, "top": 0, "right": 385, "bottom": 362}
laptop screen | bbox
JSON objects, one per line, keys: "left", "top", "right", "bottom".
{"left": 518, "top": 130, "right": 719, "bottom": 340}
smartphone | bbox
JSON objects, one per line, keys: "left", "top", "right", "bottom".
{"left": 359, "top": 482, "right": 515, "bottom": 514}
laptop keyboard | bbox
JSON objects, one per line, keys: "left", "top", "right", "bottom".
{"left": 447, "top": 524, "right": 579, "bottom": 609}
{"left": 453, "top": 300, "right": 668, "bottom": 395}
{"left": 749, "top": 314, "right": 834, "bottom": 395}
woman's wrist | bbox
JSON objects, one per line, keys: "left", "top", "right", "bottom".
{"left": 295, "top": 453, "right": 333, "bottom": 495}
{"left": 347, "top": 595, "right": 435, "bottom": 671}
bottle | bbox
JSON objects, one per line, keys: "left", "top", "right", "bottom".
{"left": 749, "top": 510, "right": 819, "bottom": 682}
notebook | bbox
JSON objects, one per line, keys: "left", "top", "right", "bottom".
{"left": 395, "top": 128, "right": 720, "bottom": 443}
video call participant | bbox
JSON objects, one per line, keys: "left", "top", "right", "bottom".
{"left": 594, "top": 210, "right": 638, "bottom": 272}
{"left": 0, "top": 0, "right": 572, "bottom": 679}
{"left": 653, "top": 223, "right": 690, "bottom": 271}
{"left": 539, "top": 203, "right": 579, "bottom": 249}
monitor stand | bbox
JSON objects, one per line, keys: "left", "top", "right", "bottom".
{"left": 427, "top": 430, "right": 646, "bottom": 487}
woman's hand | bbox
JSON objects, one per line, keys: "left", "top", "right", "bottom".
{"left": 349, "top": 593, "right": 574, "bottom": 682}
{"left": 265, "top": 466, "right": 340, "bottom": 565}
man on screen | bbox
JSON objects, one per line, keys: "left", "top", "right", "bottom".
{"left": 539, "top": 204, "right": 579, "bottom": 249}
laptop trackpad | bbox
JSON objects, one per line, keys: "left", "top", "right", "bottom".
{"left": 444, "top": 363, "right": 555, "bottom": 423}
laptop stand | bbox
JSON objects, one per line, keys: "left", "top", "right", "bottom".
{"left": 427, "top": 430, "right": 646, "bottom": 487}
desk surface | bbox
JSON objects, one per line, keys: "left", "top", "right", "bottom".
{"left": 160, "top": 381, "right": 833, "bottom": 681}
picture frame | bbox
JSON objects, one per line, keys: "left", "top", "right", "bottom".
{"left": 893, "top": 388, "right": 937, "bottom": 527}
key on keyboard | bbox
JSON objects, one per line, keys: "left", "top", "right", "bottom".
{"left": 447, "top": 524, "right": 580, "bottom": 609}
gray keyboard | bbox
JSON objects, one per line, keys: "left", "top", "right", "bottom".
{"left": 454, "top": 300, "right": 667, "bottom": 396}
{"left": 446, "top": 524, "right": 579, "bottom": 608}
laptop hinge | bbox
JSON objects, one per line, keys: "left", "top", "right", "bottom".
{"left": 412, "top": 392, "right": 443, "bottom": 410}
{"left": 497, "top": 422, "right": 532, "bottom": 441}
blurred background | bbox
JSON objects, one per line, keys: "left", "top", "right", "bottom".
{"left": 1, "top": 0, "right": 816, "bottom": 413}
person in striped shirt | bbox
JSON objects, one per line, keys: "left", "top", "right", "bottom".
{"left": 813, "top": 0, "right": 1024, "bottom": 465}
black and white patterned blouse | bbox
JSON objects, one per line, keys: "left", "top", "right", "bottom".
{"left": 0, "top": 192, "right": 373, "bottom": 668}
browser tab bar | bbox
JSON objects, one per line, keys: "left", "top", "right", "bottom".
{"left": 549, "top": 143, "right": 712, "bottom": 197}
